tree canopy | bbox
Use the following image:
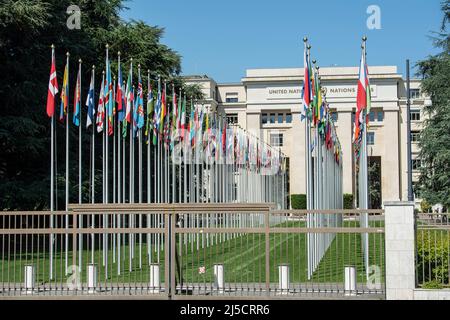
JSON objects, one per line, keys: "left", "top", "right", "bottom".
{"left": 416, "top": 0, "right": 450, "bottom": 208}
{"left": 0, "top": 0, "right": 201, "bottom": 210}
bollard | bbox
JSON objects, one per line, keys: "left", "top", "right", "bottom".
{"left": 149, "top": 264, "right": 160, "bottom": 293}
{"left": 24, "top": 265, "right": 35, "bottom": 294}
{"left": 87, "top": 264, "right": 97, "bottom": 294}
{"left": 278, "top": 264, "right": 290, "bottom": 294}
{"left": 344, "top": 266, "right": 357, "bottom": 296}
{"left": 213, "top": 264, "right": 224, "bottom": 294}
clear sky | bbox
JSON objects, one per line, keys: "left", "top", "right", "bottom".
{"left": 121, "top": 0, "right": 444, "bottom": 83}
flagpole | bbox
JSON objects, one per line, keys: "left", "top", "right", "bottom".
{"left": 64, "top": 51, "right": 70, "bottom": 277}
{"left": 78, "top": 58, "right": 83, "bottom": 273}
{"left": 138, "top": 65, "right": 143, "bottom": 269}
{"left": 147, "top": 70, "right": 152, "bottom": 264}
{"left": 49, "top": 45, "right": 56, "bottom": 281}
{"left": 104, "top": 45, "right": 110, "bottom": 276}
{"left": 91, "top": 65, "right": 95, "bottom": 265}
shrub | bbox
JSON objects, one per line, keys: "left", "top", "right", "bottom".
{"left": 291, "top": 194, "right": 306, "bottom": 209}
{"left": 416, "top": 230, "right": 449, "bottom": 285}
{"left": 422, "top": 280, "right": 444, "bottom": 289}
{"left": 344, "top": 194, "right": 354, "bottom": 209}
{"left": 421, "top": 200, "right": 432, "bottom": 213}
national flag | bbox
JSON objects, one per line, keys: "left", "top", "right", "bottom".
{"left": 135, "top": 75, "right": 145, "bottom": 131}
{"left": 180, "top": 96, "right": 187, "bottom": 140}
{"left": 145, "top": 81, "right": 154, "bottom": 144}
{"left": 96, "top": 73, "right": 106, "bottom": 133}
{"left": 159, "top": 85, "right": 166, "bottom": 136}
{"left": 354, "top": 48, "right": 368, "bottom": 143}
{"left": 153, "top": 80, "right": 162, "bottom": 145}
{"left": 73, "top": 64, "right": 81, "bottom": 126}
{"left": 59, "top": 60, "right": 69, "bottom": 122}
{"left": 301, "top": 45, "right": 311, "bottom": 121}
{"left": 46, "top": 47, "right": 59, "bottom": 118}
{"left": 116, "top": 62, "right": 125, "bottom": 122}
{"left": 105, "top": 53, "right": 113, "bottom": 136}
{"left": 86, "top": 70, "right": 95, "bottom": 128}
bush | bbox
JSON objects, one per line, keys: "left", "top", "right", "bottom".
{"left": 344, "top": 194, "right": 354, "bottom": 209}
{"left": 291, "top": 194, "right": 307, "bottom": 209}
{"left": 422, "top": 280, "right": 444, "bottom": 289}
{"left": 416, "top": 231, "right": 449, "bottom": 285}
{"left": 421, "top": 200, "right": 431, "bottom": 213}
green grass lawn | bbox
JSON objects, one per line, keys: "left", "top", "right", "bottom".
{"left": 0, "top": 219, "right": 385, "bottom": 285}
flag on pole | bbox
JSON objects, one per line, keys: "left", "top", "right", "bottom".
{"left": 159, "top": 85, "right": 166, "bottom": 136}
{"left": 105, "top": 53, "right": 113, "bottom": 136}
{"left": 153, "top": 80, "right": 162, "bottom": 145}
{"left": 354, "top": 48, "right": 368, "bottom": 143}
{"left": 46, "top": 47, "right": 59, "bottom": 118}
{"left": 59, "top": 60, "right": 69, "bottom": 122}
{"left": 73, "top": 64, "right": 81, "bottom": 126}
{"left": 301, "top": 45, "right": 311, "bottom": 121}
{"left": 180, "top": 96, "right": 186, "bottom": 140}
{"left": 96, "top": 73, "right": 105, "bottom": 133}
{"left": 145, "top": 80, "right": 154, "bottom": 144}
{"left": 86, "top": 70, "right": 95, "bottom": 128}
{"left": 116, "top": 61, "right": 125, "bottom": 122}
{"left": 135, "top": 75, "right": 145, "bottom": 132}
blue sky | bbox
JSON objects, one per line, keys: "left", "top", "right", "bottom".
{"left": 121, "top": 0, "right": 444, "bottom": 83}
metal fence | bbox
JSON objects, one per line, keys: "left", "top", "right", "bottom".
{"left": 415, "top": 213, "right": 450, "bottom": 288}
{"left": 0, "top": 204, "right": 385, "bottom": 299}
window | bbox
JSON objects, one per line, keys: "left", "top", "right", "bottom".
{"left": 369, "top": 111, "right": 375, "bottom": 122}
{"left": 286, "top": 113, "right": 292, "bottom": 123}
{"left": 270, "top": 133, "right": 284, "bottom": 147}
{"left": 262, "top": 113, "right": 268, "bottom": 124}
{"left": 278, "top": 114, "right": 283, "bottom": 123}
{"left": 225, "top": 92, "right": 238, "bottom": 103}
{"left": 270, "top": 113, "right": 276, "bottom": 124}
{"left": 331, "top": 112, "right": 338, "bottom": 122}
{"left": 410, "top": 89, "right": 421, "bottom": 99}
{"left": 410, "top": 110, "right": 421, "bottom": 121}
{"left": 412, "top": 159, "right": 423, "bottom": 171}
{"left": 226, "top": 114, "right": 238, "bottom": 125}
{"left": 367, "top": 132, "right": 375, "bottom": 145}
{"left": 411, "top": 131, "right": 420, "bottom": 143}
{"left": 377, "top": 111, "right": 384, "bottom": 122}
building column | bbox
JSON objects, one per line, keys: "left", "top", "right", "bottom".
{"left": 336, "top": 108, "right": 353, "bottom": 196}
{"left": 382, "top": 109, "right": 401, "bottom": 202}
{"left": 290, "top": 111, "right": 306, "bottom": 197}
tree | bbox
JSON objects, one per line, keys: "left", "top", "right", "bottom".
{"left": 0, "top": 0, "right": 202, "bottom": 210}
{"left": 416, "top": 0, "right": 450, "bottom": 208}
{"left": 368, "top": 159, "right": 381, "bottom": 209}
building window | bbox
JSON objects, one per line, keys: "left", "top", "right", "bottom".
{"left": 410, "top": 110, "right": 421, "bottom": 121}
{"left": 410, "top": 89, "right": 421, "bottom": 99}
{"left": 226, "top": 113, "right": 238, "bottom": 125}
{"left": 278, "top": 114, "right": 283, "bottom": 123}
{"left": 225, "top": 93, "right": 238, "bottom": 103}
{"left": 369, "top": 111, "right": 375, "bottom": 122}
{"left": 331, "top": 112, "right": 338, "bottom": 122}
{"left": 411, "top": 131, "right": 420, "bottom": 143}
{"left": 286, "top": 113, "right": 292, "bottom": 123}
{"left": 377, "top": 111, "right": 384, "bottom": 122}
{"left": 412, "top": 159, "right": 423, "bottom": 171}
{"left": 270, "top": 113, "right": 276, "bottom": 124}
{"left": 367, "top": 132, "right": 375, "bottom": 145}
{"left": 262, "top": 113, "right": 268, "bottom": 124}
{"left": 270, "top": 133, "right": 284, "bottom": 147}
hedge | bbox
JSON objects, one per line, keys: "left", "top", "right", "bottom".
{"left": 291, "top": 194, "right": 307, "bottom": 209}
{"left": 344, "top": 194, "right": 354, "bottom": 209}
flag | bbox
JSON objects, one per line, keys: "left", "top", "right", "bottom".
{"left": 180, "top": 96, "right": 187, "bottom": 140}
{"left": 46, "top": 48, "right": 59, "bottom": 118}
{"left": 86, "top": 70, "right": 95, "bottom": 128}
{"left": 189, "top": 103, "right": 195, "bottom": 148}
{"left": 105, "top": 53, "right": 113, "bottom": 136}
{"left": 354, "top": 48, "right": 368, "bottom": 143}
{"left": 135, "top": 75, "right": 145, "bottom": 131}
{"left": 159, "top": 85, "right": 166, "bottom": 136}
{"left": 96, "top": 73, "right": 105, "bottom": 133}
{"left": 73, "top": 64, "right": 81, "bottom": 126}
{"left": 153, "top": 80, "right": 162, "bottom": 145}
{"left": 59, "top": 60, "right": 69, "bottom": 122}
{"left": 301, "top": 45, "right": 311, "bottom": 121}
{"left": 365, "top": 63, "right": 372, "bottom": 126}
{"left": 116, "top": 62, "right": 125, "bottom": 122}
{"left": 145, "top": 81, "right": 154, "bottom": 144}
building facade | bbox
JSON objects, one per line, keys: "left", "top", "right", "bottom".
{"left": 185, "top": 66, "right": 429, "bottom": 208}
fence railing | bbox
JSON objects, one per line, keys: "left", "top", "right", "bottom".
{"left": 0, "top": 204, "right": 385, "bottom": 299}
{"left": 415, "top": 213, "right": 450, "bottom": 288}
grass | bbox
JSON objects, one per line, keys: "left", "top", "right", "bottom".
{"left": 0, "top": 219, "right": 385, "bottom": 285}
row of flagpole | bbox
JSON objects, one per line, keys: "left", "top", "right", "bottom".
{"left": 301, "top": 38, "right": 344, "bottom": 280}
{"left": 45, "top": 44, "right": 288, "bottom": 279}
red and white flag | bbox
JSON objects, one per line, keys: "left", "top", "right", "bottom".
{"left": 354, "top": 49, "right": 368, "bottom": 142}
{"left": 46, "top": 47, "right": 59, "bottom": 117}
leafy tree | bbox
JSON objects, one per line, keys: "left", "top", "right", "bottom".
{"left": 368, "top": 159, "right": 381, "bottom": 209}
{"left": 416, "top": 0, "right": 450, "bottom": 208}
{"left": 0, "top": 0, "right": 201, "bottom": 210}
